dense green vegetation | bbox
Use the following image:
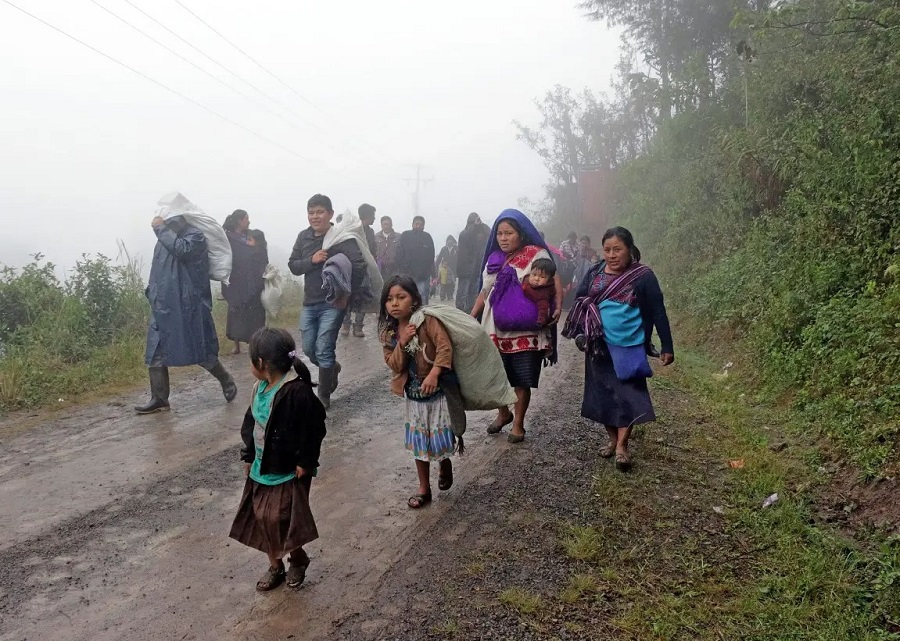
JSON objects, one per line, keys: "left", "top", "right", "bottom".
{"left": 520, "top": 0, "right": 900, "bottom": 475}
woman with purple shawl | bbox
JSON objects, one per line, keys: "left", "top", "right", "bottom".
{"left": 470, "top": 209, "right": 563, "bottom": 443}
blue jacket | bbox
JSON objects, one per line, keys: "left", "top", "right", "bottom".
{"left": 144, "top": 224, "right": 220, "bottom": 367}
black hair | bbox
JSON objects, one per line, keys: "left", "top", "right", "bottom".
{"left": 579, "top": 235, "right": 591, "bottom": 245}
{"left": 531, "top": 257, "right": 556, "bottom": 278}
{"left": 307, "top": 194, "right": 333, "bottom": 213}
{"left": 446, "top": 235, "right": 456, "bottom": 245}
{"left": 377, "top": 275, "right": 422, "bottom": 338}
{"left": 248, "top": 327, "right": 315, "bottom": 387}
{"left": 496, "top": 216, "right": 525, "bottom": 239}
{"left": 223, "top": 209, "right": 248, "bottom": 232}
{"left": 358, "top": 203, "right": 376, "bottom": 221}
{"left": 601, "top": 226, "right": 642, "bottom": 263}
{"left": 380, "top": 215, "right": 392, "bottom": 224}
{"left": 413, "top": 215, "right": 425, "bottom": 225}
{"left": 249, "top": 229, "right": 267, "bottom": 250}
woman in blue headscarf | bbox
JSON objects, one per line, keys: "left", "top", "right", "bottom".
{"left": 470, "top": 209, "right": 563, "bottom": 443}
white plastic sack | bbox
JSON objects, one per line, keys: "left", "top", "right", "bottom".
{"left": 155, "top": 192, "right": 232, "bottom": 284}
{"left": 322, "top": 210, "right": 383, "bottom": 300}
{"left": 409, "top": 304, "right": 517, "bottom": 411}
{"left": 261, "top": 264, "right": 283, "bottom": 318}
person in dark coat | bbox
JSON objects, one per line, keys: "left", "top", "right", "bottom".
{"left": 396, "top": 215, "right": 435, "bottom": 303}
{"left": 135, "top": 214, "right": 237, "bottom": 414}
{"left": 455, "top": 212, "right": 491, "bottom": 312}
{"left": 342, "top": 203, "right": 378, "bottom": 338}
{"left": 288, "top": 194, "right": 367, "bottom": 408}
{"left": 222, "top": 210, "right": 268, "bottom": 354}
{"left": 376, "top": 215, "right": 401, "bottom": 279}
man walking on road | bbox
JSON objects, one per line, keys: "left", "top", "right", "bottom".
{"left": 396, "top": 215, "right": 435, "bottom": 303}
{"left": 376, "top": 215, "right": 401, "bottom": 279}
{"left": 455, "top": 212, "right": 491, "bottom": 312}
{"left": 135, "top": 214, "right": 237, "bottom": 414}
{"left": 341, "top": 203, "right": 378, "bottom": 338}
{"left": 289, "top": 194, "right": 367, "bottom": 408}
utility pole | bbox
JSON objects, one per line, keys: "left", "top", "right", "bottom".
{"left": 403, "top": 163, "right": 433, "bottom": 217}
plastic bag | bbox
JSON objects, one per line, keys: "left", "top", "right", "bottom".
{"left": 322, "top": 210, "right": 383, "bottom": 300}
{"left": 155, "top": 192, "right": 232, "bottom": 284}
{"left": 261, "top": 264, "right": 283, "bottom": 318}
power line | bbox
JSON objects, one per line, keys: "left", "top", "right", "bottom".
{"left": 88, "top": 0, "right": 336, "bottom": 145}
{"left": 171, "top": 0, "right": 403, "bottom": 165}
{"left": 1, "top": 0, "right": 309, "bottom": 161}
{"left": 120, "top": 0, "right": 340, "bottom": 141}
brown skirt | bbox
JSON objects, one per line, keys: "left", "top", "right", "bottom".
{"left": 229, "top": 476, "right": 318, "bottom": 557}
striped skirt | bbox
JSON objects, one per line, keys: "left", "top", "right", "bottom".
{"left": 405, "top": 395, "right": 456, "bottom": 462}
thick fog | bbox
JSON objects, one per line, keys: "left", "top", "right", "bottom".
{"left": 0, "top": 0, "right": 619, "bottom": 275}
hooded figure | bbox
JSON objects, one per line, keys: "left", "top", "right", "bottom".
{"left": 455, "top": 212, "right": 491, "bottom": 312}
{"left": 136, "top": 214, "right": 237, "bottom": 414}
{"left": 469, "top": 208, "right": 561, "bottom": 444}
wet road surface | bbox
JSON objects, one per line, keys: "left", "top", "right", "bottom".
{"left": 0, "top": 327, "right": 570, "bottom": 640}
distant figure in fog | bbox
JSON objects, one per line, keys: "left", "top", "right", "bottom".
{"left": 434, "top": 235, "right": 458, "bottom": 302}
{"left": 572, "top": 235, "right": 599, "bottom": 287}
{"left": 135, "top": 214, "right": 237, "bottom": 414}
{"left": 563, "top": 226, "right": 674, "bottom": 472}
{"left": 455, "top": 212, "right": 491, "bottom": 312}
{"left": 379, "top": 276, "right": 456, "bottom": 509}
{"left": 342, "top": 203, "right": 379, "bottom": 338}
{"left": 396, "top": 216, "right": 435, "bottom": 303}
{"left": 376, "top": 215, "right": 401, "bottom": 279}
{"left": 229, "top": 327, "right": 326, "bottom": 592}
{"left": 222, "top": 209, "right": 268, "bottom": 355}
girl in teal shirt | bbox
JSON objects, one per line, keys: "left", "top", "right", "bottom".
{"left": 229, "top": 328, "right": 327, "bottom": 591}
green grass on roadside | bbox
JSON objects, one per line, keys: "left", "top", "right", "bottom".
{"left": 555, "top": 349, "right": 900, "bottom": 640}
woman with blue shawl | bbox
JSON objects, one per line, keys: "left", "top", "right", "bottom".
{"left": 470, "top": 209, "right": 562, "bottom": 443}
{"left": 563, "top": 227, "right": 674, "bottom": 472}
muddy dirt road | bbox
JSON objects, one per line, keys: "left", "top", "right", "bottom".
{"left": 0, "top": 329, "right": 571, "bottom": 641}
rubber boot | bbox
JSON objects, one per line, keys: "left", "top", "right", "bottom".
{"left": 207, "top": 361, "right": 238, "bottom": 402}
{"left": 331, "top": 362, "right": 342, "bottom": 395}
{"left": 135, "top": 367, "right": 170, "bottom": 414}
{"left": 317, "top": 367, "right": 334, "bottom": 409}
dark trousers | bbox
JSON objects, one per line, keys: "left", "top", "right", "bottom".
{"left": 455, "top": 276, "right": 480, "bottom": 313}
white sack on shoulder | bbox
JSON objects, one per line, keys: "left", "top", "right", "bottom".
{"left": 261, "top": 264, "right": 283, "bottom": 318}
{"left": 409, "top": 304, "right": 517, "bottom": 411}
{"left": 322, "top": 210, "right": 383, "bottom": 299}
{"left": 155, "top": 192, "right": 232, "bottom": 284}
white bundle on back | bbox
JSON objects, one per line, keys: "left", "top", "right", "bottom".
{"left": 321, "top": 210, "right": 383, "bottom": 299}
{"left": 155, "top": 192, "right": 232, "bottom": 284}
{"left": 261, "top": 264, "right": 283, "bottom": 318}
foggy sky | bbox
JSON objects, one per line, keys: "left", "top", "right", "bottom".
{"left": 0, "top": 0, "right": 620, "bottom": 275}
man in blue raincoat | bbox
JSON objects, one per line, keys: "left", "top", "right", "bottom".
{"left": 135, "top": 214, "right": 237, "bottom": 414}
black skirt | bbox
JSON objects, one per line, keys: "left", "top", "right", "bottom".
{"left": 500, "top": 350, "right": 544, "bottom": 389}
{"left": 581, "top": 352, "right": 656, "bottom": 427}
{"left": 226, "top": 302, "right": 266, "bottom": 343}
{"left": 229, "top": 476, "right": 318, "bottom": 557}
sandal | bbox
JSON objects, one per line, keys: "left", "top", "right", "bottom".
{"left": 438, "top": 460, "right": 453, "bottom": 491}
{"left": 600, "top": 445, "right": 616, "bottom": 458}
{"left": 615, "top": 452, "right": 632, "bottom": 472}
{"left": 255, "top": 562, "right": 285, "bottom": 592}
{"left": 407, "top": 492, "right": 432, "bottom": 509}
{"left": 286, "top": 559, "right": 309, "bottom": 589}
{"left": 486, "top": 416, "right": 513, "bottom": 435}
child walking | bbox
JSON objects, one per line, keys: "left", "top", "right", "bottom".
{"left": 229, "top": 327, "right": 327, "bottom": 591}
{"left": 379, "top": 275, "right": 457, "bottom": 509}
